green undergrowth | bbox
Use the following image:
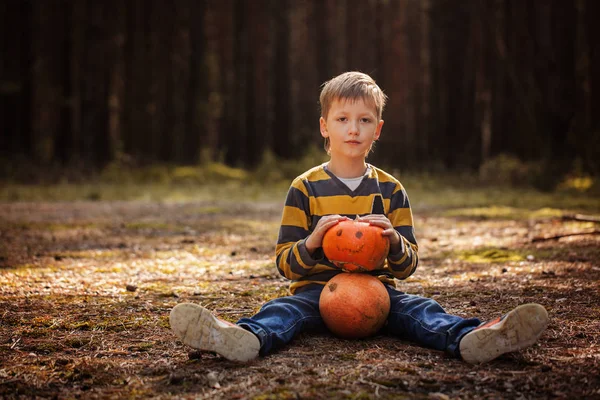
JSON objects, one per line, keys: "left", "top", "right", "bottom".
{"left": 1, "top": 160, "right": 599, "bottom": 215}
{"left": 0, "top": 180, "right": 289, "bottom": 203}
{"left": 2, "top": 221, "right": 108, "bottom": 231}
{"left": 2, "top": 178, "right": 598, "bottom": 216}
{"left": 453, "top": 246, "right": 567, "bottom": 264}
{"left": 409, "top": 186, "right": 599, "bottom": 215}
{"left": 441, "top": 206, "right": 566, "bottom": 220}
{"left": 456, "top": 248, "right": 525, "bottom": 263}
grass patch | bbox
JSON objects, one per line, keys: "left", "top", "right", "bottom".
{"left": 0, "top": 181, "right": 289, "bottom": 203}
{"left": 409, "top": 185, "right": 600, "bottom": 214}
{"left": 30, "top": 316, "right": 57, "bottom": 328}
{"left": 192, "top": 206, "right": 224, "bottom": 214}
{"left": 443, "top": 206, "right": 527, "bottom": 220}
{"left": 252, "top": 390, "right": 299, "bottom": 400}
{"left": 124, "top": 222, "right": 171, "bottom": 230}
{"left": 456, "top": 248, "right": 524, "bottom": 263}
{"left": 1, "top": 221, "right": 106, "bottom": 231}
{"left": 55, "top": 250, "right": 122, "bottom": 260}
{"left": 29, "top": 342, "right": 61, "bottom": 354}
{"left": 219, "top": 219, "right": 281, "bottom": 237}
{"left": 130, "top": 342, "right": 154, "bottom": 352}
{"left": 442, "top": 206, "right": 566, "bottom": 220}
{"left": 455, "top": 245, "right": 596, "bottom": 264}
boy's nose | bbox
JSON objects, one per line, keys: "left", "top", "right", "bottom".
{"left": 349, "top": 121, "right": 359, "bottom": 134}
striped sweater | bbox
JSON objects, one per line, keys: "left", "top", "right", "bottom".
{"left": 276, "top": 163, "right": 419, "bottom": 294}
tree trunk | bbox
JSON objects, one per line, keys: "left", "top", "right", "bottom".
{"left": 402, "top": 1, "right": 419, "bottom": 167}
{"left": 169, "top": 0, "right": 192, "bottom": 163}
{"left": 419, "top": 0, "right": 432, "bottom": 164}
{"left": 346, "top": 0, "right": 376, "bottom": 73}
{"left": 332, "top": 0, "right": 347, "bottom": 76}
{"left": 289, "top": 0, "right": 319, "bottom": 152}
{"left": 582, "top": 0, "right": 600, "bottom": 174}
{"left": 189, "top": 0, "right": 210, "bottom": 164}
{"left": 124, "top": 0, "right": 148, "bottom": 160}
{"left": 31, "top": 1, "right": 67, "bottom": 165}
{"left": 430, "top": 4, "right": 448, "bottom": 166}
{"left": 68, "top": 0, "right": 85, "bottom": 164}
{"left": 474, "top": 2, "right": 492, "bottom": 166}
{"left": 456, "top": 4, "right": 475, "bottom": 168}
{"left": 107, "top": 0, "right": 126, "bottom": 164}
{"left": 200, "top": 0, "right": 222, "bottom": 163}
{"left": 215, "top": 0, "right": 236, "bottom": 163}
{"left": 491, "top": 0, "right": 507, "bottom": 158}
{"left": 148, "top": 0, "right": 171, "bottom": 162}
{"left": 225, "top": 0, "right": 248, "bottom": 166}
{"left": 246, "top": 0, "right": 272, "bottom": 166}
{"left": 272, "top": 0, "right": 292, "bottom": 159}
{"left": 380, "top": 0, "right": 407, "bottom": 167}
{"left": 1, "top": 1, "right": 31, "bottom": 158}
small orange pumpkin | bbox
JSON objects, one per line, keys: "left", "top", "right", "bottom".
{"left": 322, "top": 220, "right": 390, "bottom": 272}
{"left": 319, "top": 273, "right": 391, "bottom": 339}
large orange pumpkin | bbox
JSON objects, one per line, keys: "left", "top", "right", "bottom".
{"left": 322, "top": 220, "right": 390, "bottom": 272}
{"left": 319, "top": 273, "right": 391, "bottom": 339}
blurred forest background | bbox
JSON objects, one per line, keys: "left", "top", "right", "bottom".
{"left": 1, "top": 0, "right": 599, "bottom": 190}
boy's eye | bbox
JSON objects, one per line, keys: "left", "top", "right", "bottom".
{"left": 361, "top": 118, "right": 372, "bottom": 123}
{"left": 338, "top": 117, "right": 347, "bottom": 122}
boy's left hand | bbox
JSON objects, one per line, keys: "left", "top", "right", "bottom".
{"left": 356, "top": 214, "right": 402, "bottom": 254}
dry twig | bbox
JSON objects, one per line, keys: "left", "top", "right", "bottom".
{"left": 531, "top": 230, "right": 600, "bottom": 242}
{"left": 561, "top": 214, "right": 600, "bottom": 223}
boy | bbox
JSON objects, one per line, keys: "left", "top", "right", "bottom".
{"left": 170, "top": 71, "right": 549, "bottom": 364}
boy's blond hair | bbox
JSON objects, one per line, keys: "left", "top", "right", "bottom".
{"left": 319, "top": 71, "right": 387, "bottom": 153}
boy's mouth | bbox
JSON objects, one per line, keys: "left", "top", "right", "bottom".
{"left": 346, "top": 140, "right": 361, "bottom": 144}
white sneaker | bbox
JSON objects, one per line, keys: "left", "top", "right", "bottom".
{"left": 170, "top": 303, "right": 260, "bottom": 362}
{"left": 459, "top": 303, "right": 549, "bottom": 364}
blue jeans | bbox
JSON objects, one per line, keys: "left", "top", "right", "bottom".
{"left": 237, "top": 285, "right": 481, "bottom": 357}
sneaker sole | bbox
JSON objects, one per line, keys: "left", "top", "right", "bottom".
{"left": 460, "top": 303, "right": 549, "bottom": 364}
{"left": 170, "top": 303, "right": 260, "bottom": 362}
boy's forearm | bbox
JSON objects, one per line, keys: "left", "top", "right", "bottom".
{"left": 388, "top": 229, "right": 403, "bottom": 255}
{"left": 275, "top": 239, "right": 323, "bottom": 280}
{"left": 389, "top": 240, "right": 403, "bottom": 255}
{"left": 387, "top": 239, "right": 418, "bottom": 279}
{"left": 304, "top": 237, "right": 319, "bottom": 255}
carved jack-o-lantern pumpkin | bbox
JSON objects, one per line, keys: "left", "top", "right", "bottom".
{"left": 322, "top": 220, "right": 390, "bottom": 272}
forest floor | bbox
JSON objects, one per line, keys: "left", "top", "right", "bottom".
{"left": 1, "top": 182, "right": 599, "bottom": 399}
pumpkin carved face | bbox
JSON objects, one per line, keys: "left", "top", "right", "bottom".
{"left": 319, "top": 273, "right": 391, "bottom": 339}
{"left": 322, "top": 220, "right": 390, "bottom": 272}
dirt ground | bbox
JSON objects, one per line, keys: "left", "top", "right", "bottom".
{"left": 1, "top": 198, "right": 599, "bottom": 399}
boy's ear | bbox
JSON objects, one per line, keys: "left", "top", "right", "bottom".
{"left": 374, "top": 120, "right": 384, "bottom": 140}
{"left": 320, "top": 117, "right": 329, "bottom": 138}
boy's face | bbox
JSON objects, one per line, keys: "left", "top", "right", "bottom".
{"left": 320, "top": 97, "right": 384, "bottom": 161}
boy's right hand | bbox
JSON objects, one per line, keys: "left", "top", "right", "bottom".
{"left": 305, "top": 215, "right": 350, "bottom": 255}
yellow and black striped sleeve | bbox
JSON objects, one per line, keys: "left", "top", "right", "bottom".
{"left": 275, "top": 178, "right": 323, "bottom": 280}
{"left": 384, "top": 180, "right": 419, "bottom": 280}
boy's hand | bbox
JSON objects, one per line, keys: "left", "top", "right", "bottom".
{"left": 305, "top": 215, "right": 350, "bottom": 255}
{"left": 356, "top": 214, "right": 403, "bottom": 254}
